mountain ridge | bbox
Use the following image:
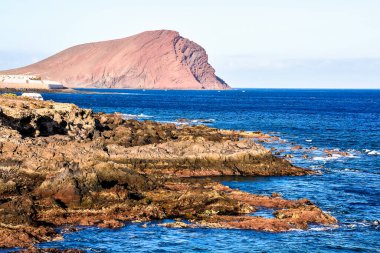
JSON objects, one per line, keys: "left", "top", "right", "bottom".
{"left": 1, "top": 30, "right": 230, "bottom": 90}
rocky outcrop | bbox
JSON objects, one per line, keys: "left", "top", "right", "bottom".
{"left": 0, "top": 95, "right": 336, "bottom": 249}
{"left": 0, "top": 30, "right": 229, "bottom": 90}
{"left": 0, "top": 97, "right": 95, "bottom": 138}
{"left": 108, "top": 139, "right": 311, "bottom": 177}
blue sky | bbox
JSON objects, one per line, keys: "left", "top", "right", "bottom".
{"left": 0, "top": 0, "right": 379, "bottom": 88}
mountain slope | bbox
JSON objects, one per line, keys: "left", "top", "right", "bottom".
{"left": 1, "top": 30, "right": 229, "bottom": 89}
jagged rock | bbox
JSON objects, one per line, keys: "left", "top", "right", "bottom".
{"left": 0, "top": 97, "right": 95, "bottom": 138}
{"left": 0, "top": 95, "right": 336, "bottom": 248}
{"left": 107, "top": 139, "right": 311, "bottom": 177}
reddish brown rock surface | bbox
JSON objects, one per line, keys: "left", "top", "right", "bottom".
{"left": 0, "top": 95, "right": 336, "bottom": 249}
{"left": 15, "top": 248, "right": 84, "bottom": 253}
{"left": 1, "top": 30, "right": 229, "bottom": 90}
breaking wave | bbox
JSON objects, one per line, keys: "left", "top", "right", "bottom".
{"left": 121, "top": 113, "right": 153, "bottom": 120}
{"left": 363, "top": 149, "right": 380, "bottom": 156}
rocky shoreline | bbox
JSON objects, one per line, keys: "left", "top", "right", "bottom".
{"left": 0, "top": 95, "right": 337, "bottom": 251}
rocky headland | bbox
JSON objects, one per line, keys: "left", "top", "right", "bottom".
{"left": 0, "top": 95, "right": 337, "bottom": 250}
{"left": 0, "top": 30, "right": 229, "bottom": 90}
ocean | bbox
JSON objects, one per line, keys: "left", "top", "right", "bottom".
{"left": 14, "top": 89, "right": 380, "bottom": 252}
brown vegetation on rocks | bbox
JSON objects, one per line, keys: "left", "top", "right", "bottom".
{"left": 0, "top": 95, "right": 336, "bottom": 249}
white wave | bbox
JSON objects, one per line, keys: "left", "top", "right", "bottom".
{"left": 190, "top": 119, "right": 216, "bottom": 124}
{"left": 346, "top": 220, "right": 379, "bottom": 228}
{"left": 309, "top": 165, "right": 324, "bottom": 169}
{"left": 122, "top": 113, "right": 153, "bottom": 119}
{"left": 93, "top": 92, "right": 148, "bottom": 96}
{"left": 346, "top": 149, "right": 363, "bottom": 156}
{"left": 289, "top": 228, "right": 303, "bottom": 232}
{"left": 174, "top": 118, "right": 216, "bottom": 125}
{"left": 158, "top": 120, "right": 189, "bottom": 126}
{"left": 305, "top": 139, "right": 313, "bottom": 142}
{"left": 312, "top": 154, "right": 343, "bottom": 161}
{"left": 308, "top": 225, "right": 339, "bottom": 231}
{"left": 342, "top": 168, "right": 362, "bottom": 172}
{"left": 364, "top": 149, "right": 380, "bottom": 156}
{"left": 312, "top": 153, "right": 359, "bottom": 161}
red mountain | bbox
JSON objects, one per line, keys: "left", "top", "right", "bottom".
{"left": 1, "top": 30, "right": 229, "bottom": 90}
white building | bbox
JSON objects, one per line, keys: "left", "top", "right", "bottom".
{"left": 0, "top": 75, "right": 65, "bottom": 89}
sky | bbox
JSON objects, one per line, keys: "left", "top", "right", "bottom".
{"left": 0, "top": 0, "right": 379, "bottom": 88}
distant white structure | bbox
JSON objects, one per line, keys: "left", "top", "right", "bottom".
{"left": 0, "top": 75, "right": 64, "bottom": 89}
{"left": 21, "top": 93, "right": 44, "bottom": 100}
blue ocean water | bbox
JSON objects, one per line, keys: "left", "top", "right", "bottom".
{"left": 11, "top": 89, "right": 380, "bottom": 252}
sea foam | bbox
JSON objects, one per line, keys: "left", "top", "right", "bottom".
{"left": 121, "top": 113, "right": 153, "bottom": 119}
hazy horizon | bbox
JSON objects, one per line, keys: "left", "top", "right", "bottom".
{"left": 1, "top": 0, "right": 379, "bottom": 89}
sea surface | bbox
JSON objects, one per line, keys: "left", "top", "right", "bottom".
{"left": 7, "top": 89, "right": 380, "bottom": 252}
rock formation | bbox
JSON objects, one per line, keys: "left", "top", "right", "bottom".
{"left": 0, "top": 30, "right": 229, "bottom": 90}
{"left": 0, "top": 95, "right": 336, "bottom": 250}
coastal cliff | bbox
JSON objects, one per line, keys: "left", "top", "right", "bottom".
{"left": 0, "top": 30, "right": 229, "bottom": 90}
{"left": 0, "top": 95, "right": 336, "bottom": 249}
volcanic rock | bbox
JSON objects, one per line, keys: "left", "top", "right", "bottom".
{"left": 0, "top": 95, "right": 336, "bottom": 249}
{"left": 1, "top": 30, "right": 229, "bottom": 90}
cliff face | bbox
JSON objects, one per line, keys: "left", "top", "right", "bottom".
{"left": 1, "top": 30, "right": 229, "bottom": 89}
